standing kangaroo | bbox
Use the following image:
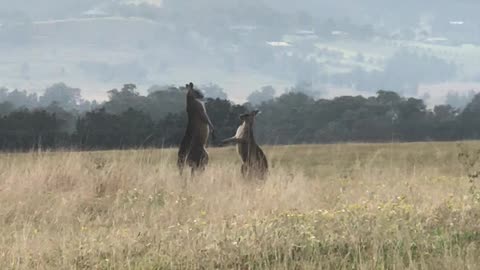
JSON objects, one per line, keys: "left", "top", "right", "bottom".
{"left": 177, "top": 82, "right": 215, "bottom": 175}
{"left": 222, "top": 110, "right": 268, "bottom": 179}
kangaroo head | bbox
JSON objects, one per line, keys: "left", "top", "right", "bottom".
{"left": 186, "top": 82, "right": 204, "bottom": 99}
{"left": 239, "top": 110, "right": 261, "bottom": 125}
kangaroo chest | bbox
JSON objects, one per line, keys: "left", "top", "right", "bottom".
{"left": 187, "top": 100, "right": 209, "bottom": 145}
{"left": 235, "top": 123, "right": 256, "bottom": 162}
{"left": 235, "top": 122, "right": 246, "bottom": 139}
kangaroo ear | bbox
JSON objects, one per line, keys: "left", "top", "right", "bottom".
{"left": 189, "top": 82, "right": 194, "bottom": 89}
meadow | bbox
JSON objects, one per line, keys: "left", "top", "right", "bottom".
{"left": 1, "top": 142, "right": 480, "bottom": 269}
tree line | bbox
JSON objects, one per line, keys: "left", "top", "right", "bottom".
{"left": 0, "top": 83, "right": 479, "bottom": 151}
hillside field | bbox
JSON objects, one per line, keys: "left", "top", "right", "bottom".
{"left": 1, "top": 142, "right": 480, "bottom": 269}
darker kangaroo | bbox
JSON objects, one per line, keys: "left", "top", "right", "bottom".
{"left": 177, "top": 82, "right": 215, "bottom": 175}
{"left": 222, "top": 110, "right": 268, "bottom": 179}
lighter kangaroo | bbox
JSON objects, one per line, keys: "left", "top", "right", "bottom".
{"left": 222, "top": 110, "right": 268, "bottom": 179}
{"left": 177, "top": 82, "right": 215, "bottom": 176}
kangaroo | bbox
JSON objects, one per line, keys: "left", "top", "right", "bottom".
{"left": 222, "top": 110, "right": 268, "bottom": 179}
{"left": 177, "top": 82, "right": 215, "bottom": 175}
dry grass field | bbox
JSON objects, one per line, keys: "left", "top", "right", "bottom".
{"left": 1, "top": 142, "right": 480, "bottom": 269}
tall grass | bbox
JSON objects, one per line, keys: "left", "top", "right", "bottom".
{"left": 1, "top": 142, "right": 480, "bottom": 269}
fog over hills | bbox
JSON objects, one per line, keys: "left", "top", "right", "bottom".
{"left": 1, "top": 0, "right": 480, "bottom": 105}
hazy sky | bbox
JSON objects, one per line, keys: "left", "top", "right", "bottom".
{"left": 1, "top": 0, "right": 480, "bottom": 105}
{"left": 127, "top": 0, "right": 162, "bottom": 6}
